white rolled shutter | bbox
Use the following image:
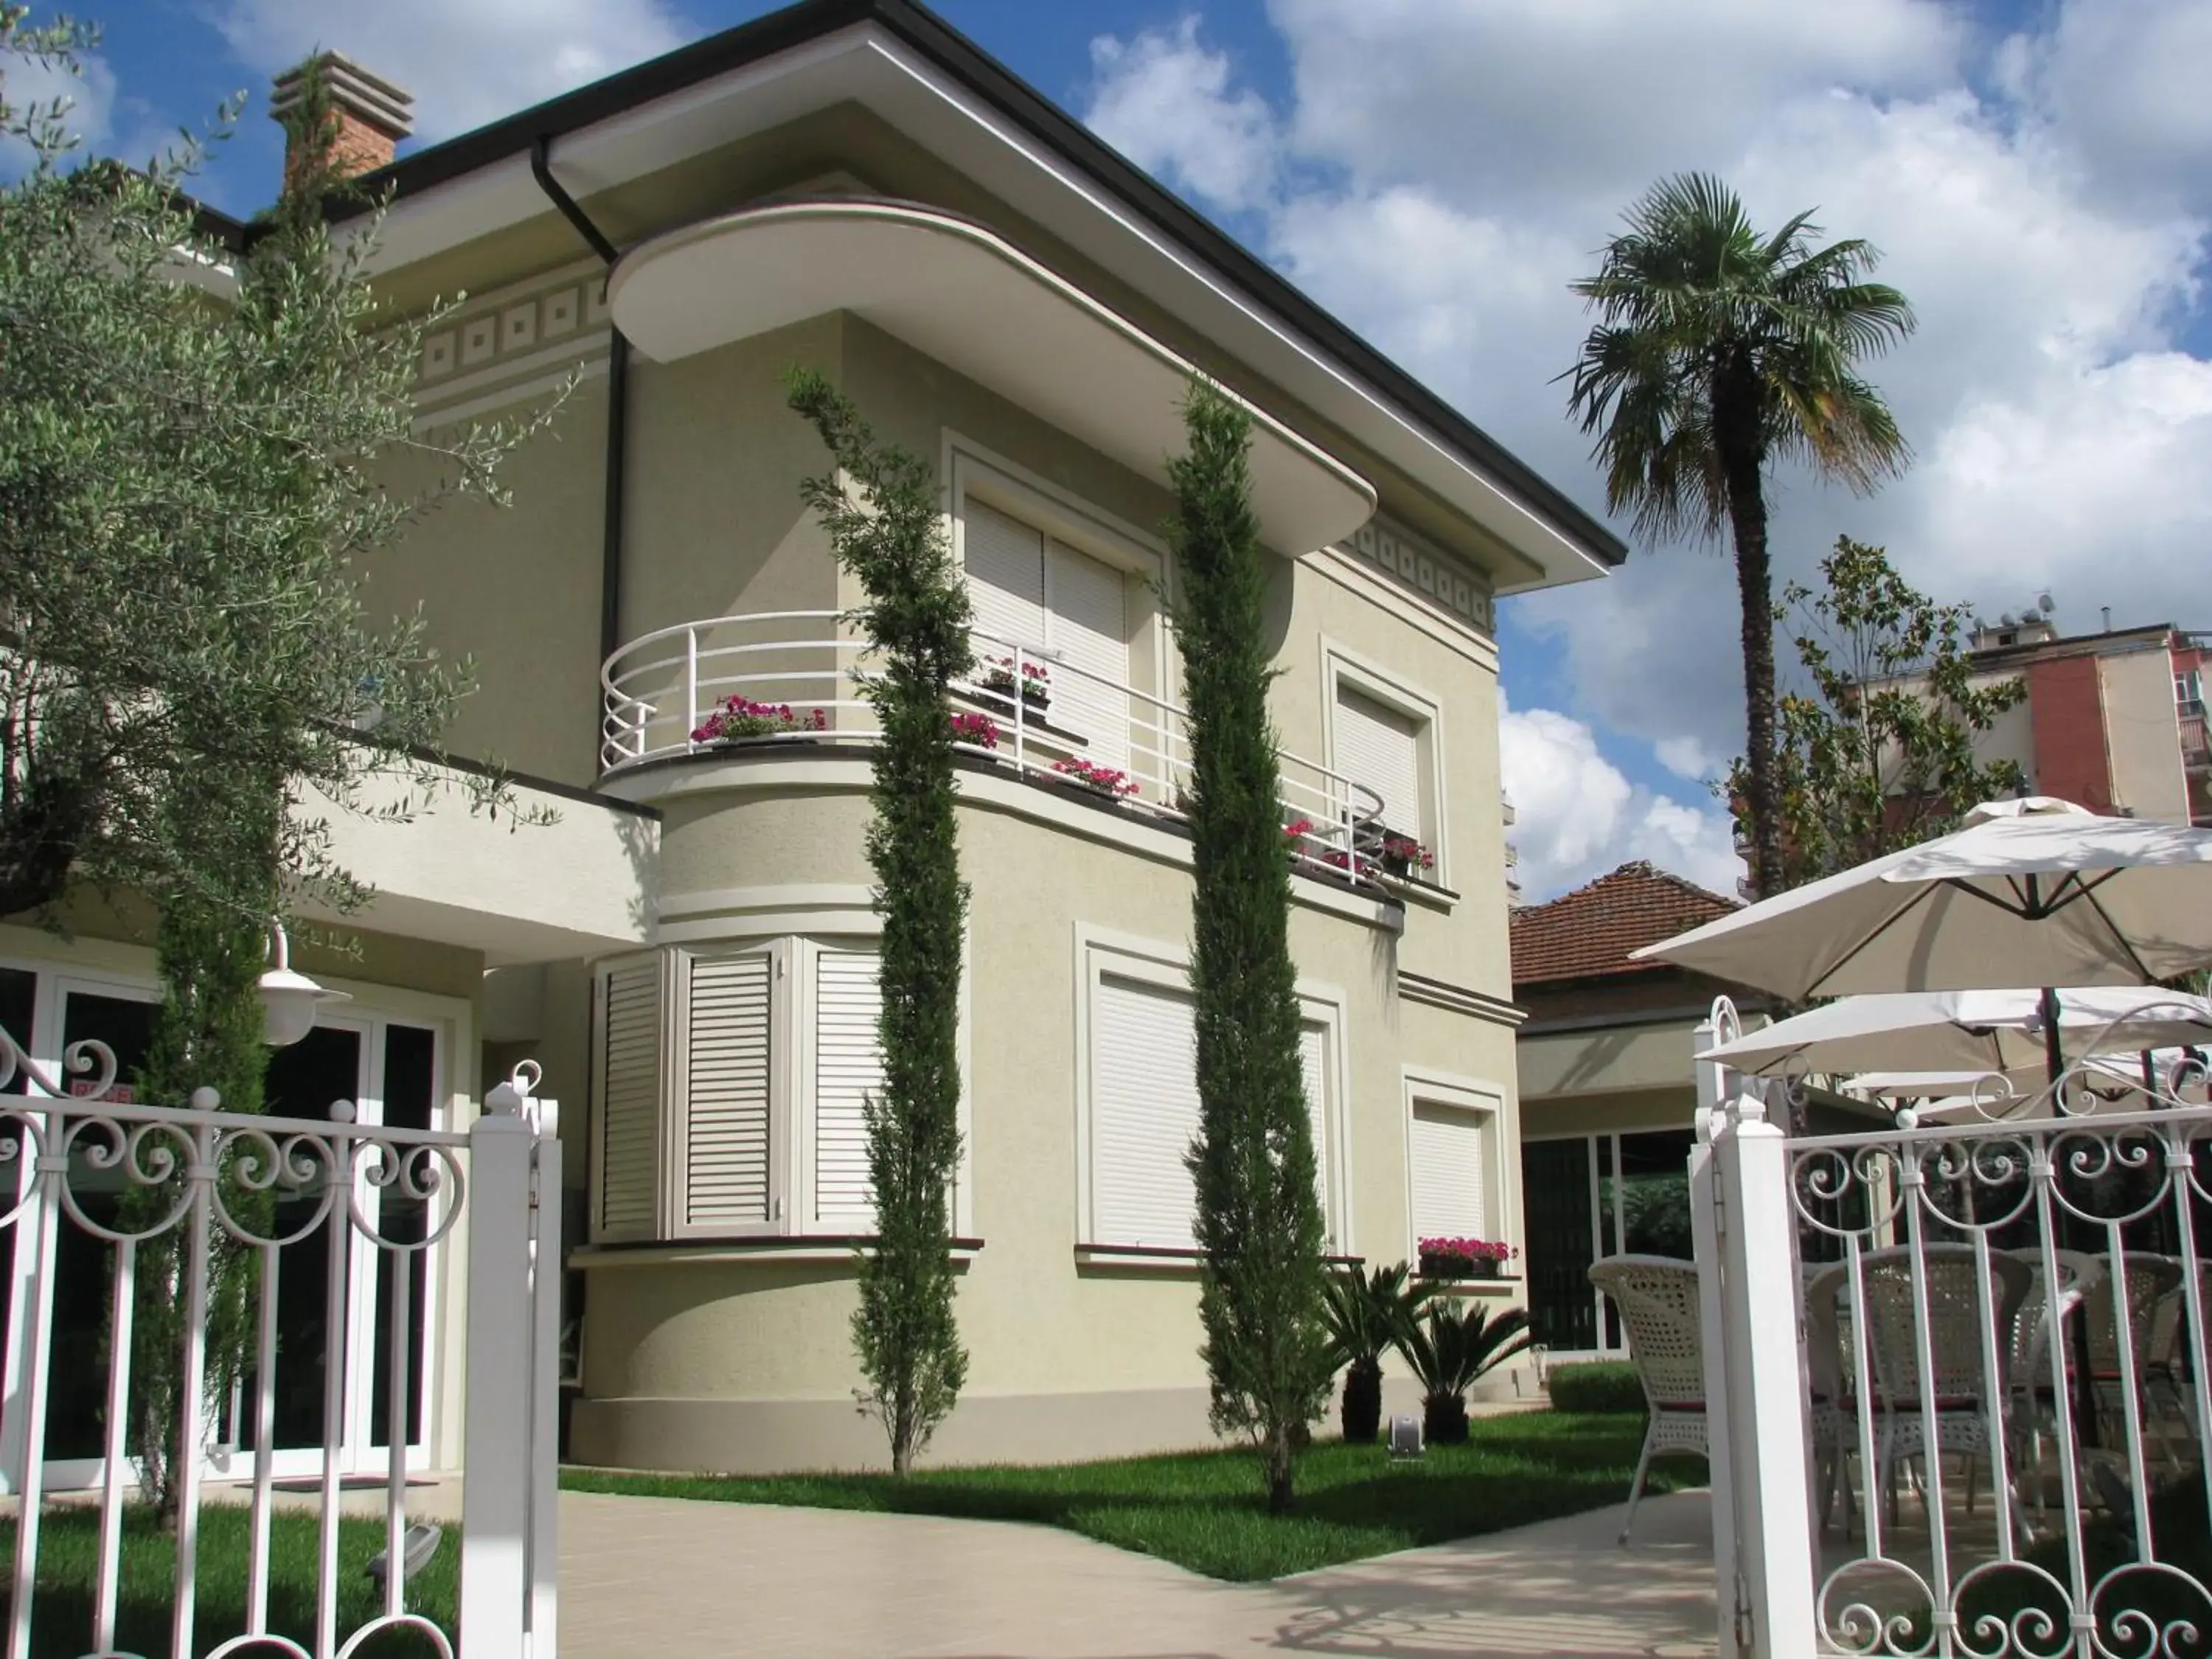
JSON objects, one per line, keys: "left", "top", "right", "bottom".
{"left": 1044, "top": 540, "right": 1131, "bottom": 771}
{"left": 597, "top": 960, "right": 664, "bottom": 1242}
{"left": 964, "top": 501, "right": 1046, "bottom": 652}
{"left": 1300, "top": 1021, "right": 1331, "bottom": 1245}
{"left": 681, "top": 952, "right": 774, "bottom": 1233}
{"left": 1410, "top": 1103, "right": 1488, "bottom": 1241}
{"left": 813, "top": 948, "right": 883, "bottom": 1224}
{"left": 1091, "top": 975, "right": 1201, "bottom": 1248}
{"left": 1335, "top": 686, "right": 1422, "bottom": 838}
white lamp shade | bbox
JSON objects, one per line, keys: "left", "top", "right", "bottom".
{"left": 258, "top": 967, "right": 348, "bottom": 1047}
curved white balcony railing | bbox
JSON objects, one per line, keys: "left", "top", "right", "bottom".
{"left": 600, "top": 611, "right": 1392, "bottom": 886}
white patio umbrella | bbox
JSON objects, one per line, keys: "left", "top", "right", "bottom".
{"left": 1639, "top": 796, "right": 2212, "bottom": 1082}
{"left": 1635, "top": 798, "right": 2212, "bottom": 1001}
{"left": 1695, "top": 987, "right": 2212, "bottom": 1079}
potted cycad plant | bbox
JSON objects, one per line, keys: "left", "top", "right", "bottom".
{"left": 1393, "top": 1300, "right": 1534, "bottom": 1444}
{"left": 1321, "top": 1262, "right": 1433, "bottom": 1443}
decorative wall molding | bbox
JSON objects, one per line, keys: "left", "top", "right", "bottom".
{"left": 1338, "top": 516, "right": 1495, "bottom": 635}
{"left": 1398, "top": 970, "right": 1525, "bottom": 1027}
{"left": 416, "top": 274, "right": 611, "bottom": 408}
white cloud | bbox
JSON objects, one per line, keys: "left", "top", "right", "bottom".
{"left": 1087, "top": 18, "right": 1279, "bottom": 213}
{"left": 212, "top": 0, "right": 693, "bottom": 142}
{"left": 1, "top": 40, "right": 117, "bottom": 161}
{"left": 1085, "top": 1, "right": 2212, "bottom": 778}
{"left": 1655, "top": 736, "right": 1723, "bottom": 783}
{"left": 1502, "top": 705, "right": 1743, "bottom": 901}
{"left": 2000, "top": 0, "right": 2212, "bottom": 216}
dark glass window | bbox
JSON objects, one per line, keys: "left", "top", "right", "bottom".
{"left": 371, "top": 1023, "right": 435, "bottom": 1447}
{"left": 46, "top": 991, "right": 157, "bottom": 1460}
{"left": 1521, "top": 1138, "right": 1596, "bottom": 1352}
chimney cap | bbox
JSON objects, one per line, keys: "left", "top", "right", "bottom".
{"left": 271, "top": 52, "right": 414, "bottom": 142}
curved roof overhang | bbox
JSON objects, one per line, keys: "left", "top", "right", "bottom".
{"left": 336, "top": 2, "right": 1626, "bottom": 589}
{"left": 608, "top": 200, "right": 1378, "bottom": 555}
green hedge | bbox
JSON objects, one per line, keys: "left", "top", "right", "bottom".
{"left": 1545, "top": 1361, "right": 1646, "bottom": 1414}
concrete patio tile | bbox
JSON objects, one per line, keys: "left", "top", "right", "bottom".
{"left": 556, "top": 1486, "right": 1720, "bottom": 1658}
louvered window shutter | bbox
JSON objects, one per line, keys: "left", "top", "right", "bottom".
{"left": 1299, "top": 1022, "right": 1331, "bottom": 1245}
{"left": 1409, "top": 1104, "right": 1488, "bottom": 1241}
{"left": 680, "top": 951, "right": 775, "bottom": 1235}
{"left": 1091, "top": 975, "right": 1202, "bottom": 1248}
{"left": 597, "top": 959, "right": 664, "bottom": 1242}
{"left": 1334, "top": 686, "right": 1422, "bottom": 838}
{"left": 813, "top": 947, "right": 883, "bottom": 1225}
{"left": 1043, "top": 540, "right": 1131, "bottom": 771}
{"left": 964, "top": 501, "right": 1046, "bottom": 653}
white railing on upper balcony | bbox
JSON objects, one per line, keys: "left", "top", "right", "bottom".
{"left": 599, "top": 611, "right": 1391, "bottom": 885}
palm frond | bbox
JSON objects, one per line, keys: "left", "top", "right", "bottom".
{"left": 1562, "top": 171, "right": 1913, "bottom": 543}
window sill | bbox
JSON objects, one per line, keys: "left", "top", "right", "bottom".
{"left": 1420, "top": 1275, "right": 1523, "bottom": 1296}
{"left": 1075, "top": 1245, "right": 1367, "bottom": 1275}
{"left": 572, "top": 1237, "right": 984, "bottom": 1270}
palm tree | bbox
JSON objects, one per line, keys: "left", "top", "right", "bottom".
{"left": 1563, "top": 173, "right": 1916, "bottom": 898}
{"left": 1393, "top": 1300, "right": 1534, "bottom": 1444}
{"left": 1320, "top": 1261, "right": 1434, "bottom": 1443}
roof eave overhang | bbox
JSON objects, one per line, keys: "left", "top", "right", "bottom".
{"left": 333, "top": 1, "right": 1622, "bottom": 592}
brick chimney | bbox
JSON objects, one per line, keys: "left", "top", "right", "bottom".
{"left": 271, "top": 52, "right": 413, "bottom": 187}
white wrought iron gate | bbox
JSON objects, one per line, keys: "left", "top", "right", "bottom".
{"left": 0, "top": 1033, "right": 559, "bottom": 1658}
{"left": 1695, "top": 1002, "right": 2212, "bottom": 1658}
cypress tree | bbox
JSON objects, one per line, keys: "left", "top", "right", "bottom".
{"left": 786, "top": 367, "right": 970, "bottom": 1475}
{"left": 1172, "top": 383, "right": 1332, "bottom": 1513}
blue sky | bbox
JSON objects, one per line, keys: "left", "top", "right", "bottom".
{"left": 47, "top": 0, "right": 2212, "bottom": 899}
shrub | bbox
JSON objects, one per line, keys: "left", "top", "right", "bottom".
{"left": 1546, "top": 1361, "right": 1646, "bottom": 1414}
{"left": 1320, "top": 1262, "right": 1434, "bottom": 1444}
{"left": 1393, "top": 1301, "right": 1534, "bottom": 1444}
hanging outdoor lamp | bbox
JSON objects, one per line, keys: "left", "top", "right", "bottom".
{"left": 258, "top": 919, "right": 349, "bottom": 1046}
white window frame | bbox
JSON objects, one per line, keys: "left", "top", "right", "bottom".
{"left": 947, "top": 439, "right": 1169, "bottom": 684}
{"left": 1322, "top": 642, "right": 1448, "bottom": 886}
{"left": 1074, "top": 925, "right": 1350, "bottom": 1254}
{"left": 1400, "top": 1065, "right": 1507, "bottom": 1261}
{"left": 670, "top": 942, "right": 787, "bottom": 1242}
{"left": 592, "top": 936, "right": 973, "bottom": 1245}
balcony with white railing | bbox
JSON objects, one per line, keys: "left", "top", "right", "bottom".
{"left": 599, "top": 611, "right": 1398, "bottom": 888}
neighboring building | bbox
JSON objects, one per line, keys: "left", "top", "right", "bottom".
{"left": 1947, "top": 613, "right": 2208, "bottom": 827}
{"left": 7, "top": 1, "right": 1626, "bottom": 1483}
{"left": 1511, "top": 863, "right": 1757, "bottom": 1358}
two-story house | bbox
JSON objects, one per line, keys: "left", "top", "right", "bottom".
{"left": 4, "top": 0, "right": 1624, "bottom": 1484}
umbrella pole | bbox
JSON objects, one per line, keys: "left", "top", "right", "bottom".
{"left": 2041, "top": 986, "right": 2101, "bottom": 1450}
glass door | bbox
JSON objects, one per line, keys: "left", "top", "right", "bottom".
{"left": 240, "top": 1016, "right": 440, "bottom": 1481}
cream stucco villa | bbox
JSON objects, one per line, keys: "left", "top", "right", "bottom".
{"left": 9, "top": 0, "right": 1627, "bottom": 1481}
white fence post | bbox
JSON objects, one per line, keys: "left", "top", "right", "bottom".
{"left": 1710, "top": 1091, "right": 1818, "bottom": 1658}
{"left": 460, "top": 1103, "right": 536, "bottom": 1659}
{"left": 528, "top": 1131, "right": 563, "bottom": 1657}
{"left": 1689, "top": 1011, "right": 1742, "bottom": 1659}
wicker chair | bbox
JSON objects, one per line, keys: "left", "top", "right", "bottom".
{"left": 2083, "top": 1253, "right": 2183, "bottom": 1464}
{"left": 2003, "top": 1248, "right": 2101, "bottom": 1492}
{"left": 1587, "top": 1256, "right": 1706, "bottom": 1545}
{"left": 1854, "top": 1245, "right": 2030, "bottom": 1523}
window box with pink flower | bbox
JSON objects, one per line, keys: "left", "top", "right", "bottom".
{"left": 690, "top": 696, "right": 830, "bottom": 746}
{"left": 1417, "top": 1236, "right": 1515, "bottom": 1282}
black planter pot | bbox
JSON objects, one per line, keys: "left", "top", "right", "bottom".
{"left": 979, "top": 684, "right": 1051, "bottom": 720}
{"left": 1340, "top": 1359, "right": 1383, "bottom": 1444}
{"left": 1424, "top": 1391, "right": 1470, "bottom": 1445}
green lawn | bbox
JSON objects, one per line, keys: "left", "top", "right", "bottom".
{"left": 563, "top": 1409, "right": 1702, "bottom": 1581}
{"left": 0, "top": 1503, "right": 455, "bottom": 1659}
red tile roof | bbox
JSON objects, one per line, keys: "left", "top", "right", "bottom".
{"left": 1510, "top": 861, "right": 1740, "bottom": 988}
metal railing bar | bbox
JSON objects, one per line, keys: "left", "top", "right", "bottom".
{"left": 94, "top": 1234, "right": 133, "bottom": 1652}
{"left": 247, "top": 1243, "right": 279, "bottom": 1636}
{"left": 169, "top": 1125, "right": 215, "bottom": 1659}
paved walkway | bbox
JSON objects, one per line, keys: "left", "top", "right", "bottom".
{"left": 558, "top": 1486, "right": 1719, "bottom": 1658}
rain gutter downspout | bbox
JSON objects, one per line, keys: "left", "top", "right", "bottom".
{"left": 529, "top": 136, "right": 628, "bottom": 666}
